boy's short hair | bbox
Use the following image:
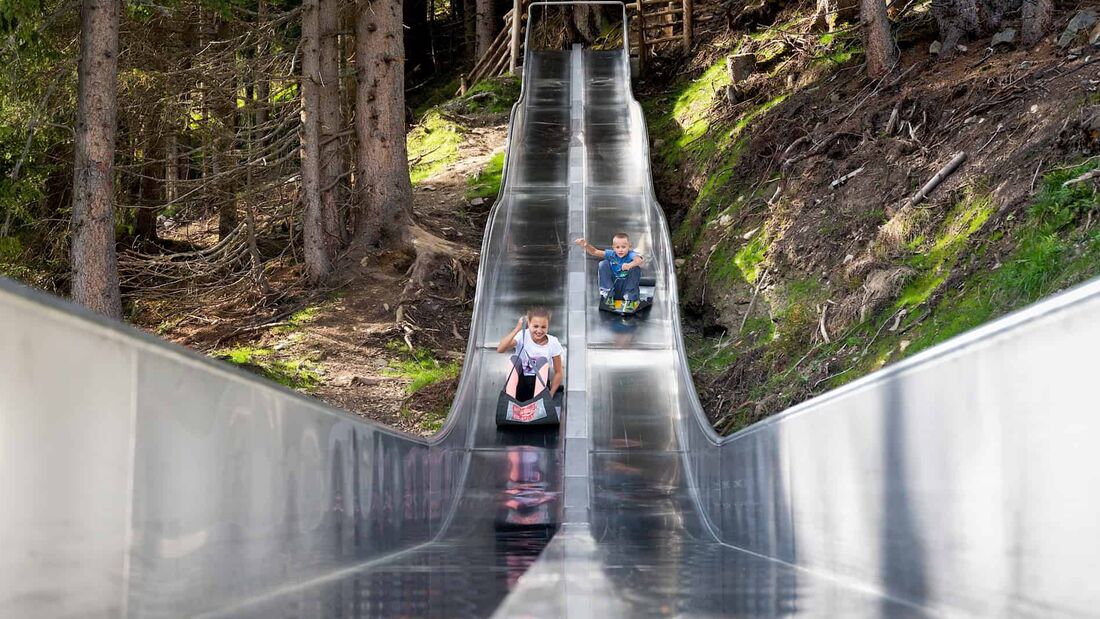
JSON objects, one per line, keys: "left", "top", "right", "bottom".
{"left": 612, "top": 232, "right": 630, "bottom": 243}
{"left": 527, "top": 306, "right": 551, "bottom": 321}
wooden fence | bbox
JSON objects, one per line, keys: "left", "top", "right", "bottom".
{"left": 461, "top": 0, "right": 701, "bottom": 92}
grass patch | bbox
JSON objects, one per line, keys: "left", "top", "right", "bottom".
{"left": 385, "top": 341, "right": 461, "bottom": 394}
{"left": 273, "top": 304, "right": 322, "bottom": 334}
{"left": 897, "top": 187, "right": 995, "bottom": 308}
{"left": 407, "top": 110, "right": 465, "bottom": 185}
{"left": 466, "top": 151, "right": 505, "bottom": 200}
{"left": 463, "top": 76, "right": 522, "bottom": 115}
{"left": 686, "top": 331, "right": 739, "bottom": 373}
{"left": 216, "top": 346, "right": 322, "bottom": 391}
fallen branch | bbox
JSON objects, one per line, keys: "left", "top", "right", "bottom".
{"left": 830, "top": 166, "right": 864, "bottom": 189}
{"left": 884, "top": 104, "right": 899, "bottom": 136}
{"left": 739, "top": 265, "right": 771, "bottom": 334}
{"left": 817, "top": 301, "right": 832, "bottom": 344}
{"left": 1061, "top": 168, "right": 1100, "bottom": 188}
{"left": 910, "top": 151, "right": 967, "bottom": 206}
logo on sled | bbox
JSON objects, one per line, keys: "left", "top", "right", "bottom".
{"left": 508, "top": 400, "right": 547, "bottom": 423}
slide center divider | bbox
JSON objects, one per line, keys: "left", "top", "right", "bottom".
{"left": 563, "top": 44, "right": 590, "bottom": 527}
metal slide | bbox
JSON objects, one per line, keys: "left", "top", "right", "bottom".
{"left": 4, "top": 4, "right": 1100, "bottom": 617}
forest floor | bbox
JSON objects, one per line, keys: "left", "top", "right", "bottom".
{"left": 141, "top": 121, "right": 507, "bottom": 435}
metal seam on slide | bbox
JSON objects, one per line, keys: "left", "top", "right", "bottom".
{"left": 563, "top": 44, "right": 590, "bottom": 526}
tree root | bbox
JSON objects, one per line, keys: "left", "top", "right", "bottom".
{"left": 395, "top": 224, "right": 479, "bottom": 348}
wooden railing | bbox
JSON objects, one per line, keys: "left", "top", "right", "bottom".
{"left": 460, "top": 3, "right": 527, "bottom": 93}
{"left": 461, "top": 0, "right": 700, "bottom": 91}
{"left": 628, "top": 0, "right": 694, "bottom": 73}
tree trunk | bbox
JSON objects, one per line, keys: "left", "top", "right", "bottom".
{"left": 71, "top": 0, "right": 122, "bottom": 319}
{"left": 862, "top": 0, "right": 896, "bottom": 78}
{"left": 572, "top": 4, "right": 611, "bottom": 43}
{"left": 254, "top": 0, "right": 270, "bottom": 149}
{"left": 135, "top": 136, "right": 162, "bottom": 245}
{"left": 475, "top": 0, "right": 494, "bottom": 58}
{"left": 1021, "top": 0, "right": 1051, "bottom": 46}
{"left": 320, "top": 0, "right": 347, "bottom": 249}
{"left": 214, "top": 15, "right": 238, "bottom": 241}
{"left": 301, "top": 0, "right": 333, "bottom": 282}
{"left": 464, "top": 0, "right": 477, "bottom": 66}
{"left": 932, "top": 0, "right": 980, "bottom": 53}
{"left": 165, "top": 132, "right": 178, "bottom": 207}
{"left": 355, "top": 0, "right": 413, "bottom": 248}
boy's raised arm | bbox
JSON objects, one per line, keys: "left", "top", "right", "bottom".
{"left": 573, "top": 238, "right": 604, "bottom": 257}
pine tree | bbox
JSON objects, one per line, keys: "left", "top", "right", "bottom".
{"left": 71, "top": 0, "right": 122, "bottom": 318}
{"left": 354, "top": 0, "right": 413, "bottom": 248}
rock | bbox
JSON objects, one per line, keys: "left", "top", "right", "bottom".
{"left": 1058, "top": 10, "right": 1098, "bottom": 49}
{"left": 843, "top": 254, "right": 854, "bottom": 264}
{"left": 991, "top": 28, "right": 1016, "bottom": 48}
{"left": 829, "top": 92, "right": 841, "bottom": 103}
{"left": 726, "top": 53, "right": 756, "bottom": 82}
{"left": 718, "top": 214, "right": 733, "bottom": 227}
{"left": 956, "top": 44, "right": 968, "bottom": 53}
{"left": 421, "top": 185, "right": 436, "bottom": 191}
{"left": 724, "top": 85, "right": 738, "bottom": 106}
{"left": 1030, "top": 104, "right": 1039, "bottom": 114}
{"left": 930, "top": 40, "right": 942, "bottom": 55}
{"left": 674, "top": 258, "right": 686, "bottom": 269}
{"left": 469, "top": 197, "right": 485, "bottom": 207}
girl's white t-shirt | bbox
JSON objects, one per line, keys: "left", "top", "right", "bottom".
{"left": 512, "top": 331, "right": 564, "bottom": 375}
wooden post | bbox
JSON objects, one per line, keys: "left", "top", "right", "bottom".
{"left": 635, "top": 0, "right": 647, "bottom": 74}
{"left": 509, "top": 0, "right": 521, "bottom": 74}
{"left": 682, "top": 0, "right": 693, "bottom": 53}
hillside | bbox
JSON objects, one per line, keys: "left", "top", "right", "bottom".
{"left": 641, "top": 3, "right": 1100, "bottom": 433}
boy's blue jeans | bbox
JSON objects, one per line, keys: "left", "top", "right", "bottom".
{"left": 598, "top": 260, "right": 641, "bottom": 301}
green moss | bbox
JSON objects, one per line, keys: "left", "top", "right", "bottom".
{"left": 407, "top": 110, "right": 465, "bottom": 185}
{"left": 216, "top": 346, "right": 322, "bottom": 391}
{"left": 385, "top": 341, "right": 461, "bottom": 394}
{"left": 731, "top": 94, "right": 788, "bottom": 143}
{"left": 274, "top": 305, "right": 321, "bottom": 334}
{"left": 898, "top": 187, "right": 995, "bottom": 308}
{"left": 466, "top": 151, "right": 505, "bottom": 200}
{"left": 813, "top": 29, "right": 863, "bottom": 66}
{"left": 463, "top": 75, "right": 522, "bottom": 114}
{"left": 766, "top": 277, "right": 828, "bottom": 364}
{"left": 734, "top": 233, "right": 767, "bottom": 284}
{"left": 742, "top": 315, "right": 776, "bottom": 342}
{"left": 671, "top": 59, "right": 732, "bottom": 130}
